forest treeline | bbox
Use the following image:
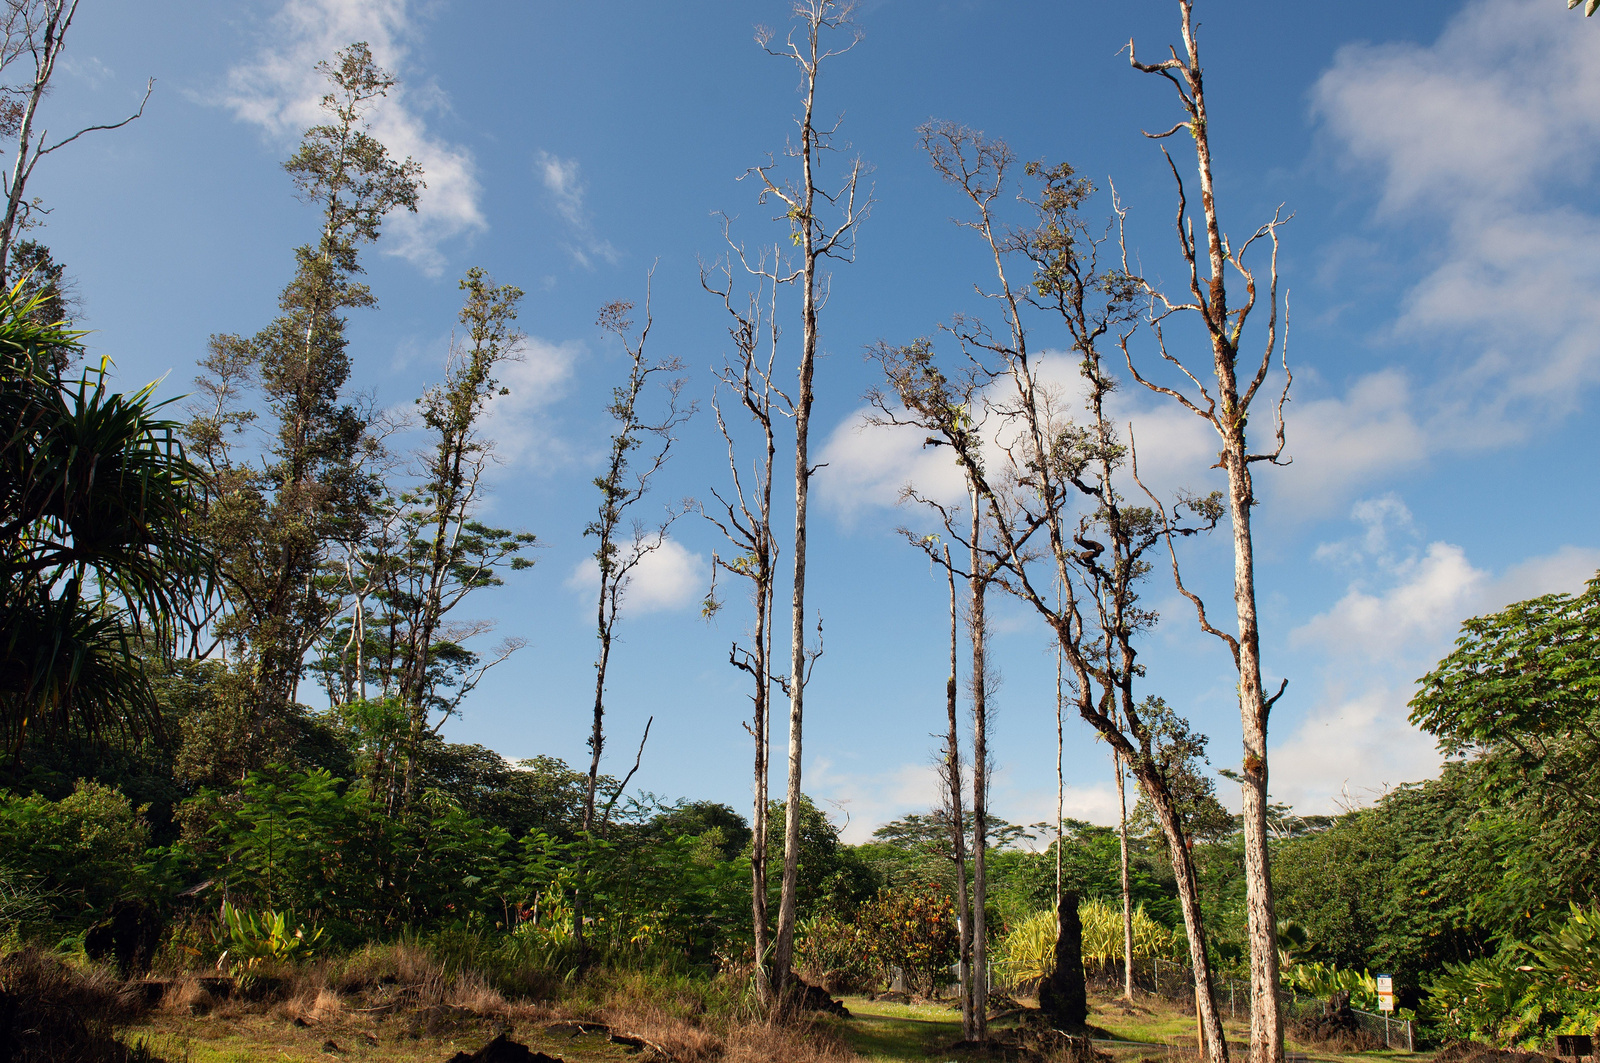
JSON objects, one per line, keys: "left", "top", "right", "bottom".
{"left": 3, "top": 1, "right": 1600, "bottom": 1061}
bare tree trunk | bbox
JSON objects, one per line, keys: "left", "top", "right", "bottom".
{"left": 1128, "top": 7, "right": 1290, "bottom": 1058}
{"left": 772, "top": 9, "right": 820, "bottom": 1008}
{"left": 1054, "top": 640, "right": 1064, "bottom": 921}
{"left": 574, "top": 585, "right": 612, "bottom": 959}
{"left": 945, "top": 546, "right": 973, "bottom": 1040}
{"left": 759, "top": 2, "right": 866, "bottom": 1010}
{"left": 703, "top": 258, "right": 781, "bottom": 1007}
{"left": 1116, "top": 750, "right": 1135, "bottom": 1000}
{"left": 969, "top": 491, "right": 990, "bottom": 1041}
{"left": 751, "top": 570, "right": 773, "bottom": 1005}
{"left": 1143, "top": 781, "right": 1227, "bottom": 1062}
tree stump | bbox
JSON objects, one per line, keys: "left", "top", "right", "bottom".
{"left": 1039, "top": 891, "right": 1088, "bottom": 1029}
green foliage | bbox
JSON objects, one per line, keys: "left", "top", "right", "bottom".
{"left": 795, "top": 882, "right": 958, "bottom": 995}
{"left": 1284, "top": 961, "right": 1379, "bottom": 1008}
{"left": 0, "top": 284, "right": 208, "bottom": 748}
{"left": 216, "top": 899, "right": 323, "bottom": 971}
{"left": 1409, "top": 574, "right": 1600, "bottom": 919}
{"left": 1428, "top": 904, "right": 1600, "bottom": 1046}
{"left": 854, "top": 883, "right": 959, "bottom": 995}
{"left": 1272, "top": 763, "right": 1508, "bottom": 986}
{"left": 796, "top": 910, "right": 872, "bottom": 986}
{"left": 997, "top": 899, "right": 1175, "bottom": 987}
{"left": 762, "top": 794, "right": 878, "bottom": 919}
{"left": 0, "top": 781, "right": 151, "bottom": 928}
{"left": 1410, "top": 574, "right": 1600, "bottom": 759}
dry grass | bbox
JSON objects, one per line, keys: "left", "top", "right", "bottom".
{"left": 0, "top": 947, "right": 166, "bottom": 1062}
{"left": 3, "top": 937, "right": 873, "bottom": 1063}
{"left": 158, "top": 973, "right": 216, "bottom": 1016}
{"left": 724, "top": 1015, "right": 859, "bottom": 1063}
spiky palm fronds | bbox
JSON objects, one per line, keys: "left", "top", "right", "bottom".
{"left": 0, "top": 282, "right": 210, "bottom": 750}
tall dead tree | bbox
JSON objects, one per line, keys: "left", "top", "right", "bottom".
{"left": 875, "top": 353, "right": 999, "bottom": 1041}
{"left": 701, "top": 256, "right": 785, "bottom": 1005}
{"left": 942, "top": 544, "right": 974, "bottom": 1040}
{"left": 1115, "top": 744, "right": 1135, "bottom": 1000}
{"left": 873, "top": 124, "right": 1232, "bottom": 1060}
{"left": 749, "top": 0, "right": 868, "bottom": 1007}
{"left": 0, "top": 0, "right": 152, "bottom": 284}
{"left": 966, "top": 484, "right": 995, "bottom": 1038}
{"left": 575, "top": 281, "right": 691, "bottom": 961}
{"left": 1128, "top": 5, "right": 1293, "bottom": 1058}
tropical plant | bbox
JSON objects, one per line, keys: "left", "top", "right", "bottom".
{"left": 215, "top": 899, "right": 323, "bottom": 972}
{"left": 853, "top": 883, "right": 959, "bottom": 995}
{"left": 0, "top": 284, "right": 208, "bottom": 751}
{"left": 997, "top": 898, "right": 1176, "bottom": 987}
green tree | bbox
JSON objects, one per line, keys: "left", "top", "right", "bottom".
{"left": 191, "top": 42, "right": 421, "bottom": 766}
{"left": 318, "top": 268, "right": 537, "bottom": 807}
{"left": 0, "top": 780, "right": 151, "bottom": 926}
{"left": 1409, "top": 572, "right": 1600, "bottom": 914}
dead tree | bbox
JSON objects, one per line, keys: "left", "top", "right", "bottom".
{"left": 701, "top": 255, "right": 786, "bottom": 1006}
{"left": 872, "top": 123, "right": 1232, "bottom": 1061}
{"left": 0, "top": 0, "right": 153, "bottom": 281}
{"left": 872, "top": 347, "right": 1001, "bottom": 1042}
{"left": 748, "top": 0, "right": 869, "bottom": 1008}
{"left": 575, "top": 278, "right": 692, "bottom": 962}
{"left": 942, "top": 544, "right": 975, "bottom": 1040}
{"left": 1127, "top": 5, "right": 1293, "bottom": 1058}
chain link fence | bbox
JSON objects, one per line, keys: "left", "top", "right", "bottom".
{"left": 1084, "top": 959, "right": 1419, "bottom": 1052}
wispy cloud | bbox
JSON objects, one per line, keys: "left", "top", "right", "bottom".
{"left": 1271, "top": 495, "right": 1600, "bottom": 812}
{"left": 816, "top": 350, "right": 1217, "bottom": 525}
{"left": 1276, "top": 0, "right": 1600, "bottom": 511}
{"left": 220, "top": 0, "right": 486, "bottom": 273}
{"left": 565, "top": 538, "right": 709, "bottom": 615}
{"left": 478, "top": 336, "right": 585, "bottom": 472}
{"left": 535, "top": 151, "right": 621, "bottom": 269}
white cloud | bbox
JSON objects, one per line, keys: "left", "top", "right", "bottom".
{"left": 480, "top": 336, "right": 584, "bottom": 469}
{"left": 1303, "top": 0, "right": 1600, "bottom": 467}
{"left": 816, "top": 351, "right": 1217, "bottom": 523}
{"left": 809, "top": 750, "right": 1125, "bottom": 845}
{"left": 566, "top": 538, "right": 709, "bottom": 616}
{"left": 535, "top": 151, "right": 621, "bottom": 269}
{"left": 220, "top": 0, "right": 485, "bottom": 272}
{"left": 1272, "top": 497, "right": 1600, "bottom": 812}
{"left": 807, "top": 758, "right": 942, "bottom": 844}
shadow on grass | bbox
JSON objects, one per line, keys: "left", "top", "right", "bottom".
{"left": 841, "top": 998, "right": 965, "bottom": 1061}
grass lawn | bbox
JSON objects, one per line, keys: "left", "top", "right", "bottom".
{"left": 118, "top": 990, "right": 1434, "bottom": 1063}
{"left": 838, "top": 996, "right": 965, "bottom": 1060}
{"left": 839, "top": 991, "right": 1433, "bottom": 1063}
{"left": 122, "top": 1013, "right": 644, "bottom": 1063}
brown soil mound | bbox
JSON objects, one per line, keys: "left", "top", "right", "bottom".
{"left": 445, "top": 1033, "right": 565, "bottom": 1062}
{"left": 1434, "top": 1046, "right": 1553, "bottom": 1063}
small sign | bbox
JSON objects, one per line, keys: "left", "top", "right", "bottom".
{"left": 1376, "top": 973, "right": 1395, "bottom": 1012}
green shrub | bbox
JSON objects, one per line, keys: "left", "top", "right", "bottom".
{"left": 0, "top": 780, "right": 150, "bottom": 928}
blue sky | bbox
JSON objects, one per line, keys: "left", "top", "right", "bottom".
{"left": 32, "top": 0, "right": 1600, "bottom": 840}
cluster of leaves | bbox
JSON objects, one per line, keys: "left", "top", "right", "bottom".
{"left": 996, "top": 898, "right": 1177, "bottom": 987}
{"left": 1425, "top": 905, "right": 1600, "bottom": 1046}
{"left": 0, "top": 286, "right": 208, "bottom": 750}
{"left": 0, "top": 780, "right": 152, "bottom": 934}
{"left": 215, "top": 899, "right": 323, "bottom": 973}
